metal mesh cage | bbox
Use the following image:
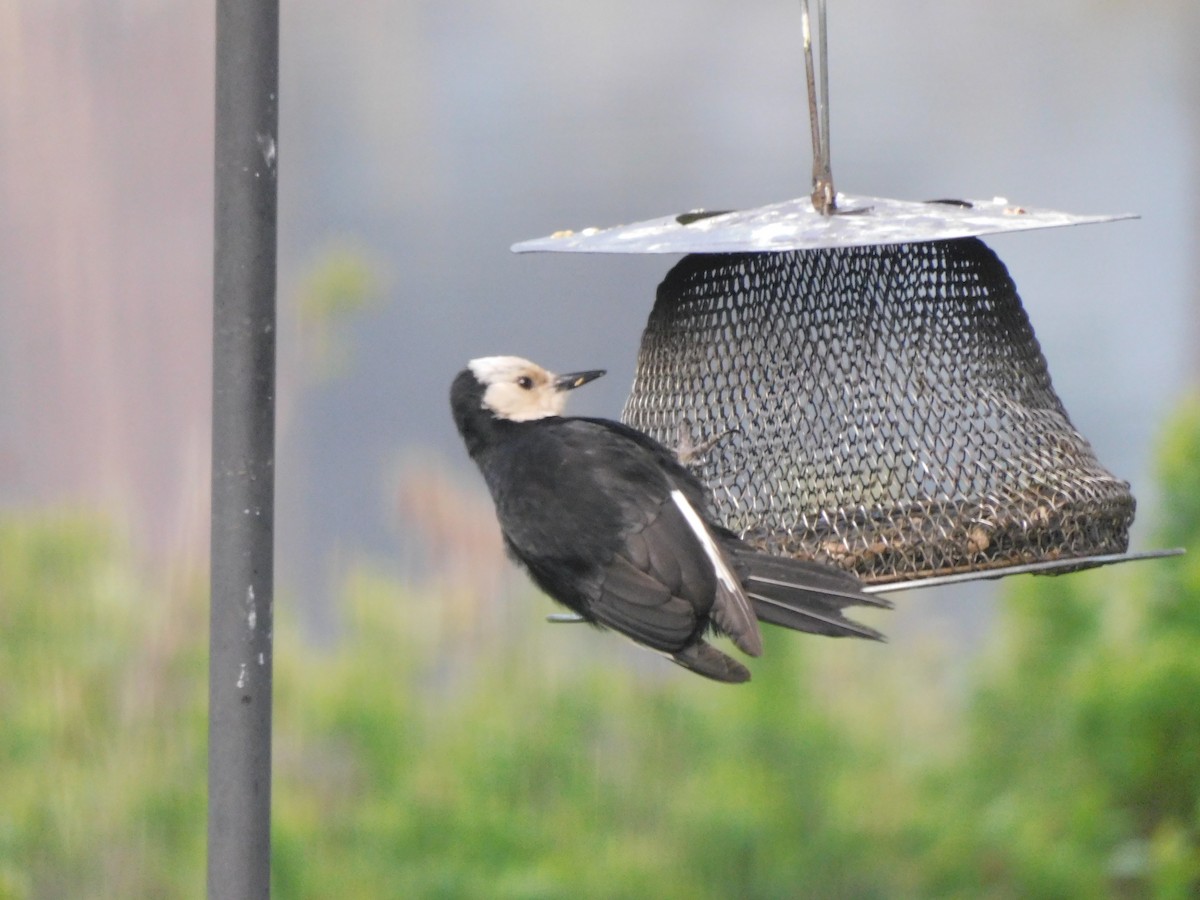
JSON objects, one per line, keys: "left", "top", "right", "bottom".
{"left": 621, "top": 237, "right": 1135, "bottom": 584}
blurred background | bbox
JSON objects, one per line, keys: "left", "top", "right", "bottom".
{"left": 2, "top": 0, "right": 1199, "bottom": 896}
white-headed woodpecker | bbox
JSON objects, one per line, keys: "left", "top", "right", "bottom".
{"left": 450, "top": 356, "right": 889, "bottom": 683}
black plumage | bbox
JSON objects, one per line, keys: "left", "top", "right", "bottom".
{"left": 450, "top": 356, "right": 889, "bottom": 683}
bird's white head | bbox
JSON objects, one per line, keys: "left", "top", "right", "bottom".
{"left": 468, "top": 356, "right": 605, "bottom": 422}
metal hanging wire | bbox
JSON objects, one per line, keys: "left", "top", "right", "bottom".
{"left": 512, "top": 2, "right": 1132, "bottom": 254}
{"left": 801, "top": 0, "right": 836, "bottom": 213}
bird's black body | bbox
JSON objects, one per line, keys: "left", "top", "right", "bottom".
{"left": 450, "top": 359, "right": 888, "bottom": 683}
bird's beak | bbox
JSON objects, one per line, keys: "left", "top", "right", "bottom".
{"left": 554, "top": 369, "right": 606, "bottom": 392}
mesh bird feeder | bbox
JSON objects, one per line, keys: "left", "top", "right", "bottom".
{"left": 513, "top": 3, "right": 1178, "bottom": 588}
{"left": 620, "top": 239, "right": 1139, "bottom": 584}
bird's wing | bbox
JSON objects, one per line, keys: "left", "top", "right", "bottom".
{"left": 497, "top": 419, "right": 760, "bottom": 656}
{"left": 581, "top": 420, "right": 760, "bottom": 654}
{"left": 661, "top": 487, "right": 760, "bottom": 655}
{"left": 587, "top": 553, "right": 698, "bottom": 650}
{"left": 586, "top": 485, "right": 758, "bottom": 655}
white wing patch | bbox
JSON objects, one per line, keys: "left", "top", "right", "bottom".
{"left": 670, "top": 490, "right": 738, "bottom": 592}
{"left": 670, "top": 489, "right": 761, "bottom": 656}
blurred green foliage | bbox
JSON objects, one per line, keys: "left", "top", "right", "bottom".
{"left": 0, "top": 519, "right": 206, "bottom": 898}
{"left": 292, "top": 242, "right": 383, "bottom": 379}
{"left": 2, "top": 400, "right": 1198, "bottom": 898}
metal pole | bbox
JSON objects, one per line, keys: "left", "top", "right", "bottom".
{"left": 209, "top": 0, "right": 278, "bottom": 897}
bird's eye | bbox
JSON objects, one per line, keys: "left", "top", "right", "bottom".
{"left": 516, "top": 376, "right": 534, "bottom": 390}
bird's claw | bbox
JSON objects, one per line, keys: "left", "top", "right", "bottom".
{"left": 676, "top": 419, "right": 739, "bottom": 466}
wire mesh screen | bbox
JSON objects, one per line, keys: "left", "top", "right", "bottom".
{"left": 621, "top": 238, "right": 1134, "bottom": 584}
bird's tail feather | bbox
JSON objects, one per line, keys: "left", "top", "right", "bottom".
{"left": 731, "top": 550, "right": 890, "bottom": 641}
{"left": 672, "top": 640, "right": 752, "bottom": 683}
